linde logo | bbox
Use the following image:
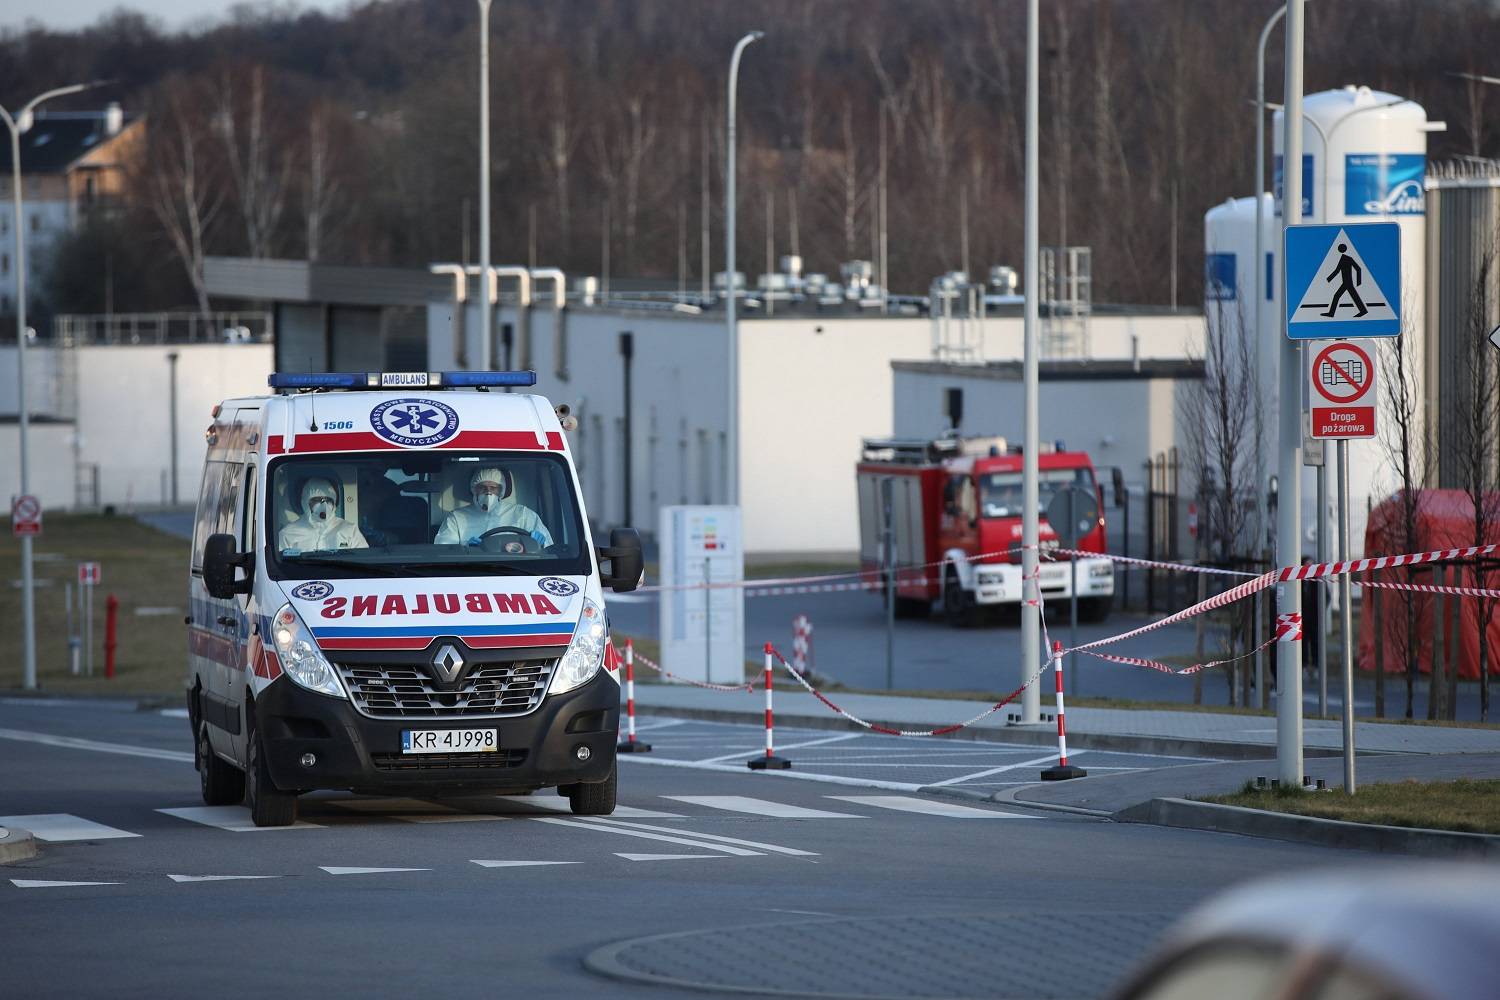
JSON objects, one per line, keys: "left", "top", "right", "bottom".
{"left": 1345, "top": 153, "right": 1425, "bottom": 216}
{"left": 318, "top": 592, "right": 564, "bottom": 617}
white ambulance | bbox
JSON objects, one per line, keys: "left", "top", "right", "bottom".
{"left": 186, "top": 370, "right": 642, "bottom": 826}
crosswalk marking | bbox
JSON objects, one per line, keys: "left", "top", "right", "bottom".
{"left": 319, "top": 866, "right": 430, "bottom": 876}
{"left": 167, "top": 874, "right": 283, "bottom": 883}
{"left": 470, "top": 860, "right": 580, "bottom": 868}
{"left": 0, "top": 814, "right": 140, "bottom": 842}
{"left": 504, "top": 797, "right": 685, "bottom": 819}
{"left": 329, "top": 798, "right": 503, "bottom": 824}
{"left": 662, "top": 796, "right": 865, "bottom": 819}
{"left": 615, "top": 853, "right": 724, "bottom": 862}
{"left": 579, "top": 817, "right": 819, "bottom": 857}
{"left": 10, "top": 879, "right": 121, "bottom": 888}
{"left": 532, "top": 816, "right": 758, "bottom": 856}
{"left": 825, "top": 796, "right": 1036, "bottom": 819}
{"left": 156, "top": 806, "right": 323, "bottom": 832}
{"left": 0, "top": 727, "right": 193, "bottom": 763}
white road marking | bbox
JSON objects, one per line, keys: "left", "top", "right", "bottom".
{"left": 826, "top": 795, "right": 1035, "bottom": 819}
{"left": 168, "top": 874, "right": 283, "bottom": 883}
{"left": 156, "top": 806, "right": 324, "bottom": 832}
{"left": 578, "top": 817, "right": 819, "bottom": 857}
{"left": 532, "top": 816, "right": 761, "bottom": 856}
{"left": 319, "top": 866, "right": 430, "bottom": 875}
{"left": 470, "top": 860, "right": 581, "bottom": 868}
{"left": 0, "top": 814, "right": 140, "bottom": 842}
{"left": 924, "top": 752, "right": 1073, "bottom": 787}
{"left": 693, "top": 733, "right": 863, "bottom": 765}
{"left": 619, "top": 754, "right": 924, "bottom": 791}
{"left": 487, "top": 797, "right": 685, "bottom": 819}
{"left": 395, "top": 813, "right": 504, "bottom": 824}
{"left": 614, "top": 853, "right": 724, "bottom": 862}
{"left": 0, "top": 727, "right": 193, "bottom": 763}
{"left": 10, "top": 879, "right": 121, "bottom": 888}
{"left": 158, "top": 709, "right": 190, "bottom": 719}
{"left": 663, "top": 796, "right": 865, "bottom": 819}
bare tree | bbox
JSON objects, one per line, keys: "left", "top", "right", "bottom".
{"left": 1380, "top": 310, "right": 1434, "bottom": 719}
{"left": 140, "top": 87, "right": 224, "bottom": 319}
{"left": 302, "top": 104, "right": 342, "bottom": 262}
{"left": 216, "top": 65, "right": 290, "bottom": 259}
{"left": 1456, "top": 246, "right": 1500, "bottom": 720}
{"left": 1179, "top": 296, "right": 1261, "bottom": 702}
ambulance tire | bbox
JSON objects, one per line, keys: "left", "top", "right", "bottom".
{"left": 894, "top": 596, "right": 931, "bottom": 620}
{"left": 566, "top": 764, "right": 617, "bottom": 816}
{"left": 943, "top": 568, "right": 977, "bottom": 628}
{"left": 197, "top": 722, "right": 245, "bottom": 806}
{"left": 245, "top": 705, "right": 299, "bottom": 828}
{"left": 1079, "top": 594, "right": 1113, "bottom": 623}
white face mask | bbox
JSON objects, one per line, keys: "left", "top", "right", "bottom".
{"left": 475, "top": 492, "right": 496, "bottom": 513}
{"left": 309, "top": 498, "right": 335, "bottom": 522}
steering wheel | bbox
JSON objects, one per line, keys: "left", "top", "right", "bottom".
{"left": 477, "top": 525, "right": 539, "bottom": 555}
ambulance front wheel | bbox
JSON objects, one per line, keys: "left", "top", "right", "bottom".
{"left": 246, "top": 703, "right": 299, "bottom": 828}
{"left": 564, "top": 763, "right": 617, "bottom": 816}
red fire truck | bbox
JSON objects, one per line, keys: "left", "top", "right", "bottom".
{"left": 856, "top": 436, "right": 1114, "bottom": 626}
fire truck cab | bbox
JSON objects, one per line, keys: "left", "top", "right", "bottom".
{"left": 857, "top": 436, "right": 1114, "bottom": 626}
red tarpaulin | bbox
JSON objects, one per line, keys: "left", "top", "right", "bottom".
{"left": 1357, "top": 490, "right": 1500, "bottom": 679}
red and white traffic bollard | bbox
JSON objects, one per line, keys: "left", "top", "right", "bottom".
{"left": 1041, "top": 640, "right": 1087, "bottom": 780}
{"left": 617, "top": 639, "right": 652, "bottom": 753}
{"left": 748, "top": 642, "right": 791, "bottom": 770}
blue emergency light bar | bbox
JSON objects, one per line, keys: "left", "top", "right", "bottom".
{"left": 267, "top": 371, "right": 537, "bottom": 391}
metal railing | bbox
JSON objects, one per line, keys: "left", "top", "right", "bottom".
{"left": 52, "top": 311, "right": 274, "bottom": 346}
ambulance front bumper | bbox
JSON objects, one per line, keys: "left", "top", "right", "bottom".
{"left": 972, "top": 557, "right": 1115, "bottom": 606}
{"left": 253, "top": 670, "right": 619, "bottom": 795}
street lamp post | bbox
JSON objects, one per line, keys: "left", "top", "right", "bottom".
{"left": 2, "top": 81, "right": 98, "bottom": 691}
{"left": 477, "top": 0, "right": 493, "bottom": 372}
{"left": 1019, "top": 0, "right": 1042, "bottom": 723}
{"left": 725, "top": 30, "right": 763, "bottom": 507}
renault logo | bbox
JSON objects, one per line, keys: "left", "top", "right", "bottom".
{"left": 431, "top": 644, "right": 466, "bottom": 685}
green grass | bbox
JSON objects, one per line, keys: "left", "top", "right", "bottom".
{"left": 1203, "top": 778, "right": 1500, "bottom": 835}
{"left": 1, "top": 514, "right": 191, "bottom": 697}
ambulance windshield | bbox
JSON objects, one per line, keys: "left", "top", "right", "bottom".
{"left": 980, "top": 467, "right": 1094, "bottom": 519}
{"left": 266, "top": 452, "right": 589, "bottom": 579}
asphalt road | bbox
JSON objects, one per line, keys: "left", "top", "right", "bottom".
{"left": 1, "top": 696, "right": 1412, "bottom": 999}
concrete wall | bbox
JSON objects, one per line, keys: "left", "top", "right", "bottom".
{"left": 0, "top": 345, "right": 65, "bottom": 416}
{"left": 0, "top": 421, "right": 76, "bottom": 509}
{"left": 74, "top": 343, "right": 273, "bottom": 507}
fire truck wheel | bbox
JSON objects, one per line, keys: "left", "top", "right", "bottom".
{"left": 943, "top": 568, "right": 977, "bottom": 628}
{"left": 894, "top": 596, "right": 931, "bottom": 620}
{"left": 1079, "top": 594, "right": 1113, "bottom": 623}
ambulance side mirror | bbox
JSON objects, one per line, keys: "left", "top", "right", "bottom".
{"left": 597, "top": 528, "right": 644, "bottom": 594}
{"left": 203, "top": 533, "right": 251, "bottom": 599}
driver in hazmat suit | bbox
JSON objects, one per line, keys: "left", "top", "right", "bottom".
{"left": 278, "top": 477, "right": 369, "bottom": 553}
{"left": 434, "top": 466, "right": 554, "bottom": 548}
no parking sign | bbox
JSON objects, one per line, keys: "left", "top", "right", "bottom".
{"left": 1308, "top": 340, "right": 1377, "bottom": 440}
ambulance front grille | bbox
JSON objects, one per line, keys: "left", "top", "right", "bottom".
{"left": 335, "top": 660, "right": 555, "bottom": 719}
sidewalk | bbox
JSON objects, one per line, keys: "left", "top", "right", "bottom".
{"left": 628, "top": 681, "right": 1500, "bottom": 757}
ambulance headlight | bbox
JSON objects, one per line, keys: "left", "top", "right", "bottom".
{"left": 271, "top": 603, "right": 346, "bottom": 699}
{"left": 550, "top": 598, "right": 606, "bottom": 695}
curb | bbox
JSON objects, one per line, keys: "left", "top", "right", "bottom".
{"left": 634, "top": 703, "right": 1343, "bottom": 761}
{"left": 0, "top": 825, "right": 40, "bottom": 864}
{"left": 1115, "top": 797, "right": 1500, "bottom": 858}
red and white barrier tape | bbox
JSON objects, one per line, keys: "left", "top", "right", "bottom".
{"left": 768, "top": 644, "right": 1046, "bottom": 737}
{"left": 614, "top": 644, "right": 755, "bottom": 693}
{"left": 1361, "top": 578, "right": 1500, "bottom": 600}
{"left": 1064, "top": 571, "right": 1278, "bottom": 656}
{"left": 635, "top": 549, "right": 1022, "bottom": 595}
{"left": 1046, "top": 546, "right": 1257, "bottom": 577}
{"left": 1279, "top": 542, "right": 1500, "bottom": 583}
{"left": 1080, "top": 633, "right": 1280, "bottom": 677}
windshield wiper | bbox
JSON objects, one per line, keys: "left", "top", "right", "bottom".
{"left": 281, "top": 554, "right": 399, "bottom": 576}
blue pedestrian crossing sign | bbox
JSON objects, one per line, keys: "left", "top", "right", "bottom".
{"left": 1284, "top": 222, "right": 1401, "bottom": 339}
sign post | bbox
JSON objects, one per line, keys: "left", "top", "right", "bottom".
{"left": 79, "top": 562, "right": 101, "bottom": 677}
{"left": 1308, "top": 340, "right": 1378, "bottom": 439}
{"left": 11, "top": 494, "right": 42, "bottom": 537}
{"left": 1046, "top": 484, "right": 1100, "bottom": 692}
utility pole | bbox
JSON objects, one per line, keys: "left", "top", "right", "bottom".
{"left": 476, "top": 0, "right": 493, "bottom": 371}
{"left": 1019, "top": 0, "right": 1042, "bottom": 723}
{"left": 1277, "top": 0, "right": 1306, "bottom": 788}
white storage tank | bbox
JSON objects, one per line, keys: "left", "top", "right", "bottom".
{"left": 1204, "top": 193, "right": 1278, "bottom": 410}
{"left": 1273, "top": 85, "right": 1436, "bottom": 556}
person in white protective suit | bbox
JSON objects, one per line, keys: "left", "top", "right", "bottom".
{"left": 278, "top": 477, "right": 368, "bottom": 553}
{"left": 434, "top": 466, "right": 554, "bottom": 549}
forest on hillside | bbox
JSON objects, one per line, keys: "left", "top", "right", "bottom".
{"left": 4, "top": 0, "right": 1499, "bottom": 317}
